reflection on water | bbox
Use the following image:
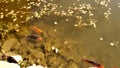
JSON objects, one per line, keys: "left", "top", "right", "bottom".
{"left": 0, "top": 0, "right": 120, "bottom": 68}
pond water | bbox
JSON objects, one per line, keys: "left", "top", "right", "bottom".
{"left": 0, "top": 0, "right": 120, "bottom": 68}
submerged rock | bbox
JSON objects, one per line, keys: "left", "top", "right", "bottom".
{"left": 2, "top": 38, "right": 19, "bottom": 52}
{"left": 66, "top": 62, "right": 78, "bottom": 68}
{"left": 27, "top": 64, "right": 47, "bottom": 68}
{"left": 0, "top": 61, "right": 20, "bottom": 68}
{"left": 7, "top": 55, "right": 23, "bottom": 64}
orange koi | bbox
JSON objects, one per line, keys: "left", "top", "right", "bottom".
{"left": 31, "top": 26, "right": 42, "bottom": 33}
{"left": 82, "top": 58, "right": 104, "bottom": 68}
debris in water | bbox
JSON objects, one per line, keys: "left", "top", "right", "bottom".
{"left": 54, "top": 21, "right": 58, "bottom": 25}
{"left": 117, "top": 3, "right": 120, "bottom": 8}
{"left": 99, "top": 38, "right": 103, "bottom": 41}
{"left": 109, "top": 42, "right": 120, "bottom": 48}
{"left": 54, "top": 29, "right": 57, "bottom": 32}
{"left": 110, "top": 42, "right": 115, "bottom": 46}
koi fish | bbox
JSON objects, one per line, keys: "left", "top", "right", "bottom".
{"left": 27, "top": 35, "right": 42, "bottom": 41}
{"left": 82, "top": 58, "right": 104, "bottom": 68}
{"left": 31, "top": 26, "right": 42, "bottom": 33}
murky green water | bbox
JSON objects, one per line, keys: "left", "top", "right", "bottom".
{"left": 0, "top": 0, "right": 120, "bottom": 68}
